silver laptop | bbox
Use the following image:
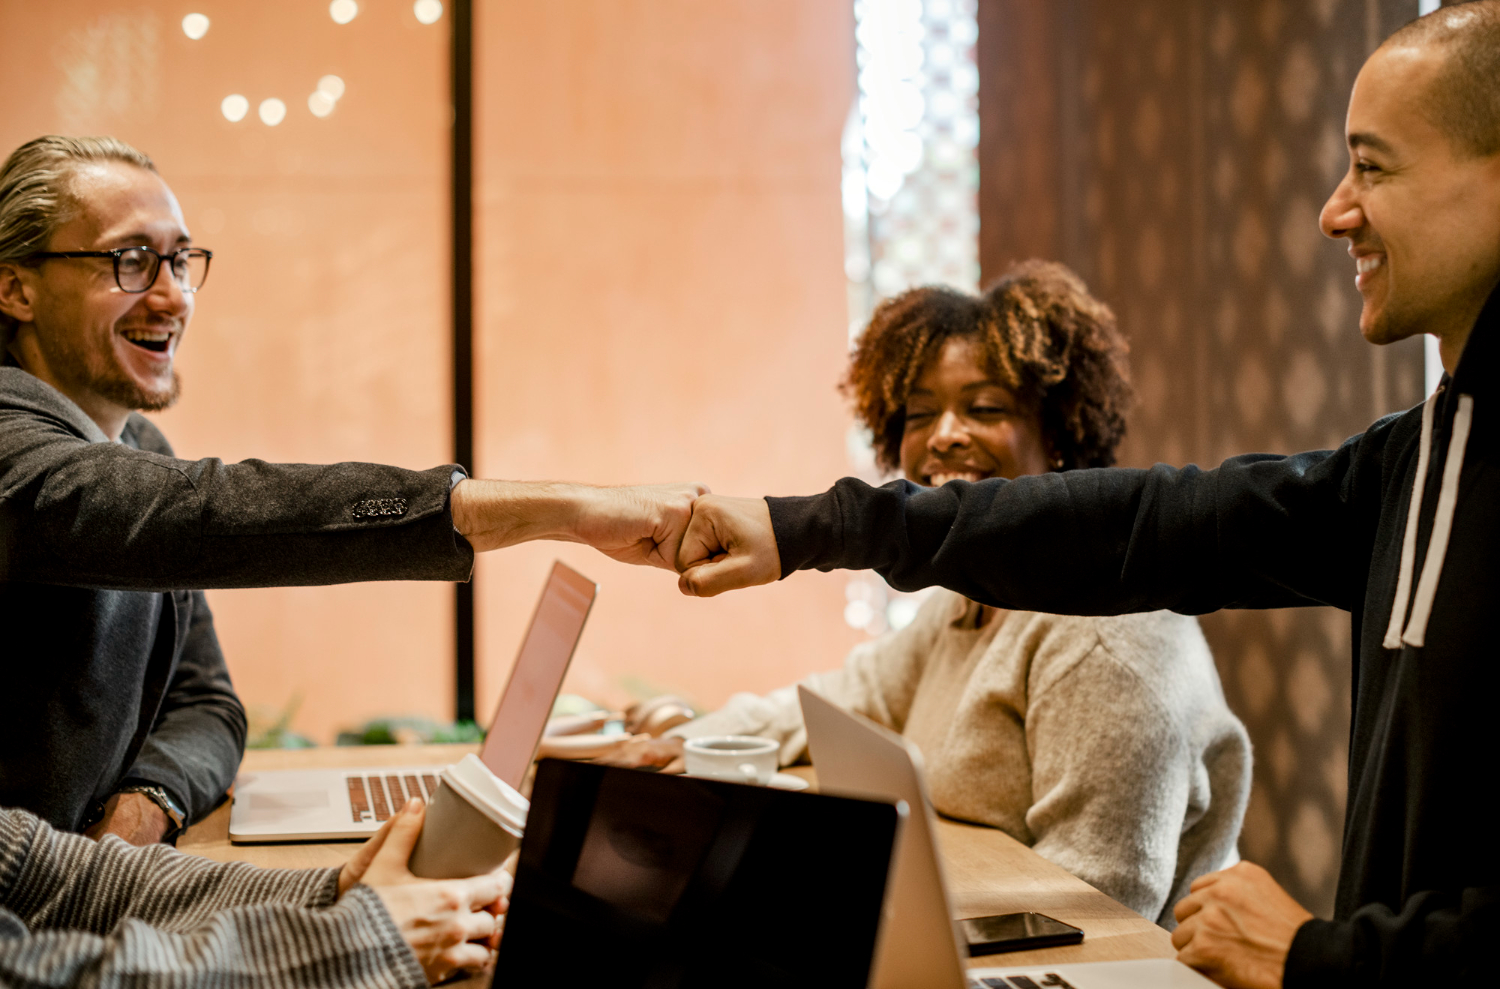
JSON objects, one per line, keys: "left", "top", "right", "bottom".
{"left": 798, "top": 686, "right": 1217, "bottom": 989}
{"left": 229, "top": 561, "right": 596, "bottom": 843}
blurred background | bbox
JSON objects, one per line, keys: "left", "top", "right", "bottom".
{"left": 0, "top": 0, "right": 1443, "bottom": 916}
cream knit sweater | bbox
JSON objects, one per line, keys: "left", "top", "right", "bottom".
{"left": 673, "top": 591, "right": 1251, "bottom": 927}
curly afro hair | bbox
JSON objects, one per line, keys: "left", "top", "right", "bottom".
{"left": 843, "top": 259, "right": 1132, "bottom": 474}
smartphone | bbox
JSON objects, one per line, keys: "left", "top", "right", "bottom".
{"left": 960, "top": 912, "right": 1084, "bottom": 956}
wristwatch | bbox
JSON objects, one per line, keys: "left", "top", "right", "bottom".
{"left": 115, "top": 784, "right": 188, "bottom": 844}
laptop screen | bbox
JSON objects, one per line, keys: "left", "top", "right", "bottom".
{"left": 478, "top": 561, "right": 596, "bottom": 789}
{"left": 493, "top": 760, "right": 902, "bottom": 989}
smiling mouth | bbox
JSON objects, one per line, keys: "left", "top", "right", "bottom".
{"left": 121, "top": 328, "right": 172, "bottom": 353}
{"left": 926, "top": 469, "right": 992, "bottom": 486}
{"left": 1354, "top": 254, "right": 1384, "bottom": 289}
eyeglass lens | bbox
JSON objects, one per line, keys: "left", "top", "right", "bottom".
{"left": 116, "top": 248, "right": 211, "bottom": 293}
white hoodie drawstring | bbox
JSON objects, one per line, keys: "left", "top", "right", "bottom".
{"left": 1383, "top": 390, "right": 1475, "bottom": 650}
{"left": 1382, "top": 394, "right": 1436, "bottom": 649}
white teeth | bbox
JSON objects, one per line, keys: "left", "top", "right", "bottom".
{"left": 1356, "top": 255, "right": 1384, "bottom": 275}
{"left": 929, "top": 471, "right": 985, "bottom": 486}
{"left": 122, "top": 329, "right": 171, "bottom": 341}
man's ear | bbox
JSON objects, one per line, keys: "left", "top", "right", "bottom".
{"left": 0, "top": 263, "right": 36, "bottom": 325}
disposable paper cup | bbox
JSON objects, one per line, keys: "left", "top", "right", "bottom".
{"left": 683, "top": 735, "right": 779, "bottom": 785}
{"left": 408, "top": 754, "right": 527, "bottom": 879}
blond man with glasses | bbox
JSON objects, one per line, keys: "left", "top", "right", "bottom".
{"left": 0, "top": 135, "right": 706, "bottom": 854}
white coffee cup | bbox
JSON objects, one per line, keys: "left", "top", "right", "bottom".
{"left": 408, "top": 754, "right": 528, "bottom": 878}
{"left": 682, "top": 735, "right": 779, "bottom": 785}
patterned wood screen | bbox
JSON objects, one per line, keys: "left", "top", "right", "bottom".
{"left": 977, "top": 0, "right": 1426, "bottom": 915}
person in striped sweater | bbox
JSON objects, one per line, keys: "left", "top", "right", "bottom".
{"left": 0, "top": 798, "right": 508, "bottom": 988}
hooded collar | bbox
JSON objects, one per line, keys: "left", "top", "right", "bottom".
{"left": 1448, "top": 278, "right": 1500, "bottom": 400}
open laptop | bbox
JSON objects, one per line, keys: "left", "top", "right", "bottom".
{"left": 228, "top": 560, "right": 596, "bottom": 843}
{"left": 799, "top": 686, "right": 1218, "bottom": 989}
{"left": 492, "top": 758, "right": 905, "bottom": 989}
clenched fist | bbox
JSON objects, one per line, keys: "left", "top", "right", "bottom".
{"left": 675, "top": 494, "right": 782, "bottom": 596}
{"left": 1172, "top": 861, "right": 1312, "bottom": 989}
{"left": 451, "top": 479, "right": 707, "bottom": 569}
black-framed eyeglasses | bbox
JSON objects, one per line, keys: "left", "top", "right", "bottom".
{"left": 30, "top": 246, "right": 213, "bottom": 294}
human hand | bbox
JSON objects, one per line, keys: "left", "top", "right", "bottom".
{"left": 85, "top": 792, "right": 171, "bottom": 845}
{"left": 1172, "top": 861, "right": 1313, "bottom": 989}
{"left": 590, "top": 735, "right": 686, "bottom": 773}
{"left": 451, "top": 479, "right": 707, "bottom": 569}
{"left": 339, "top": 798, "right": 512, "bottom": 985}
{"left": 569, "top": 483, "right": 709, "bottom": 569}
{"left": 624, "top": 695, "right": 696, "bottom": 736}
{"left": 535, "top": 732, "right": 652, "bottom": 761}
{"left": 675, "top": 494, "right": 781, "bottom": 596}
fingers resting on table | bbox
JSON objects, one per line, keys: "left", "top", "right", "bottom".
{"left": 1170, "top": 861, "right": 1313, "bottom": 989}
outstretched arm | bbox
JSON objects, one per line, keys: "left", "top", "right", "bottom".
{"left": 0, "top": 393, "right": 703, "bottom": 589}
{"left": 678, "top": 423, "right": 1400, "bottom": 615}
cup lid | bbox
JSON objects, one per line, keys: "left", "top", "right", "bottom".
{"left": 440, "top": 754, "right": 529, "bottom": 834}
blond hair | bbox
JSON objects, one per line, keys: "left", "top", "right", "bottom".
{"left": 0, "top": 136, "right": 157, "bottom": 347}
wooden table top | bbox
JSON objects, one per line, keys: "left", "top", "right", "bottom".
{"left": 180, "top": 745, "right": 1173, "bottom": 977}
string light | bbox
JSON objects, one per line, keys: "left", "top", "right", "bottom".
{"left": 308, "top": 75, "right": 346, "bottom": 119}
{"left": 329, "top": 0, "right": 359, "bottom": 25}
{"left": 259, "top": 98, "right": 287, "bottom": 126}
{"left": 308, "top": 91, "right": 336, "bottom": 118}
{"left": 181, "top": 13, "right": 210, "bottom": 40}
{"left": 220, "top": 94, "right": 249, "bottom": 122}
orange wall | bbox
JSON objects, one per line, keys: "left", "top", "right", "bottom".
{"left": 0, "top": 0, "right": 453, "bottom": 742}
{"left": 472, "top": 1, "right": 866, "bottom": 718}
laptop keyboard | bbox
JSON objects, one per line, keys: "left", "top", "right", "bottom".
{"left": 346, "top": 773, "right": 441, "bottom": 823}
{"left": 969, "top": 976, "right": 1077, "bottom": 989}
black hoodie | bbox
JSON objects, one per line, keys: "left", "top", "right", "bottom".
{"left": 766, "top": 285, "right": 1500, "bottom": 984}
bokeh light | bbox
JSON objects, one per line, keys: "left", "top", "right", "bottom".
{"left": 317, "top": 75, "right": 346, "bottom": 100}
{"left": 308, "top": 91, "right": 336, "bottom": 118}
{"left": 220, "top": 94, "right": 249, "bottom": 122}
{"left": 259, "top": 98, "right": 288, "bottom": 126}
{"left": 181, "top": 13, "right": 210, "bottom": 40}
{"left": 413, "top": 0, "right": 443, "bottom": 25}
{"left": 329, "top": 0, "right": 359, "bottom": 25}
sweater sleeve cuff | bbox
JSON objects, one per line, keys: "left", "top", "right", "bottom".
{"left": 309, "top": 867, "right": 344, "bottom": 908}
{"left": 1284, "top": 918, "right": 1355, "bottom": 989}
{"left": 766, "top": 491, "right": 843, "bottom": 578}
{"left": 346, "top": 884, "right": 430, "bottom": 989}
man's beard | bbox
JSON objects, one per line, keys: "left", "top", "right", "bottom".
{"left": 44, "top": 326, "right": 182, "bottom": 412}
{"left": 94, "top": 364, "right": 182, "bottom": 412}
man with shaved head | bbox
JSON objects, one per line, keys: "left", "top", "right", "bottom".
{"left": 676, "top": 3, "right": 1500, "bottom": 985}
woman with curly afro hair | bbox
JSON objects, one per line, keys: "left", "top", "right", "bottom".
{"left": 615, "top": 261, "right": 1250, "bottom": 929}
{"left": 846, "top": 258, "right": 1131, "bottom": 478}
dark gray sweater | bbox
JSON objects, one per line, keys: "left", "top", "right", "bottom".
{"left": 0, "top": 368, "right": 473, "bottom": 831}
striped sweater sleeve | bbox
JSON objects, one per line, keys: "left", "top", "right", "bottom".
{"left": 0, "top": 809, "right": 427, "bottom": 989}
